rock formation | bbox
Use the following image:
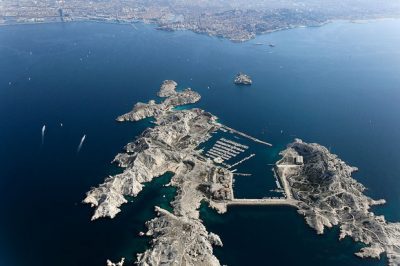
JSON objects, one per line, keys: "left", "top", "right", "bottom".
{"left": 277, "top": 139, "right": 400, "bottom": 265}
{"left": 136, "top": 207, "right": 222, "bottom": 265}
{"left": 116, "top": 85, "right": 200, "bottom": 122}
{"left": 106, "top": 258, "right": 125, "bottom": 266}
{"left": 234, "top": 72, "right": 252, "bottom": 85}
{"left": 157, "top": 80, "right": 178, "bottom": 97}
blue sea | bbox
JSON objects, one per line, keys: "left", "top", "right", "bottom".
{"left": 0, "top": 19, "right": 399, "bottom": 266}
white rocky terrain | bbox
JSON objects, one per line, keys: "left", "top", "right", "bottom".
{"left": 157, "top": 80, "right": 178, "bottom": 97}
{"left": 234, "top": 73, "right": 252, "bottom": 85}
{"left": 116, "top": 86, "right": 200, "bottom": 122}
{"left": 84, "top": 81, "right": 232, "bottom": 265}
{"left": 106, "top": 258, "right": 125, "bottom": 266}
{"left": 277, "top": 139, "right": 400, "bottom": 265}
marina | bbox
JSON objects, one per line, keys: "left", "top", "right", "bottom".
{"left": 204, "top": 136, "right": 250, "bottom": 163}
{"left": 201, "top": 127, "right": 285, "bottom": 201}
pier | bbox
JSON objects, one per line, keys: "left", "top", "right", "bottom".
{"left": 272, "top": 168, "right": 282, "bottom": 189}
{"left": 233, "top": 173, "right": 252, "bottom": 176}
{"left": 204, "top": 137, "right": 252, "bottom": 163}
{"left": 226, "top": 198, "right": 298, "bottom": 207}
{"left": 228, "top": 154, "right": 255, "bottom": 169}
{"left": 222, "top": 125, "right": 273, "bottom": 147}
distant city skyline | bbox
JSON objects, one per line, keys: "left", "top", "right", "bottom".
{"left": 1, "top": 0, "right": 400, "bottom": 41}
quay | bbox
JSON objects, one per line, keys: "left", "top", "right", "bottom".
{"left": 222, "top": 125, "right": 273, "bottom": 147}
{"left": 274, "top": 165, "right": 297, "bottom": 200}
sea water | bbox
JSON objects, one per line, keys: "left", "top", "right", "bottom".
{"left": 0, "top": 19, "right": 399, "bottom": 265}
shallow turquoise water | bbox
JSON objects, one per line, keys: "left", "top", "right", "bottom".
{"left": 0, "top": 20, "right": 399, "bottom": 265}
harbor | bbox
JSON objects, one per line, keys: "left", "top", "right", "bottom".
{"left": 204, "top": 136, "right": 250, "bottom": 166}
{"left": 200, "top": 127, "right": 287, "bottom": 201}
{"left": 224, "top": 158, "right": 298, "bottom": 208}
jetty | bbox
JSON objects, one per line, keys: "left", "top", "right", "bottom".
{"left": 227, "top": 198, "right": 298, "bottom": 207}
{"left": 233, "top": 173, "right": 252, "bottom": 176}
{"left": 204, "top": 137, "right": 251, "bottom": 163}
{"left": 228, "top": 153, "right": 255, "bottom": 169}
{"left": 222, "top": 125, "right": 272, "bottom": 147}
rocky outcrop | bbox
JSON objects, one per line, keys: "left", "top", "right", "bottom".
{"left": 163, "top": 88, "right": 200, "bottom": 107}
{"left": 115, "top": 100, "right": 162, "bottom": 122}
{"left": 234, "top": 72, "right": 252, "bottom": 85}
{"left": 158, "top": 80, "right": 178, "bottom": 97}
{"left": 136, "top": 207, "right": 221, "bottom": 266}
{"left": 83, "top": 145, "right": 179, "bottom": 220}
{"left": 277, "top": 139, "right": 400, "bottom": 265}
{"left": 106, "top": 258, "right": 125, "bottom": 266}
{"left": 116, "top": 81, "right": 200, "bottom": 122}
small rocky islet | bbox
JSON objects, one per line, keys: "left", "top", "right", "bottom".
{"left": 234, "top": 72, "right": 252, "bottom": 85}
{"left": 84, "top": 80, "right": 400, "bottom": 266}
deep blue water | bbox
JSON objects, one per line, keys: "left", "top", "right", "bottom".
{"left": 0, "top": 20, "right": 399, "bottom": 266}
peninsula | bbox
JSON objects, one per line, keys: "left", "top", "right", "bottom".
{"left": 84, "top": 80, "right": 399, "bottom": 265}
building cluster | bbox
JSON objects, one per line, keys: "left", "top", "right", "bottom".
{"left": 208, "top": 167, "right": 233, "bottom": 201}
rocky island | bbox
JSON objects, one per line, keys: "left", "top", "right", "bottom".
{"left": 234, "top": 73, "right": 252, "bottom": 85}
{"left": 84, "top": 80, "right": 232, "bottom": 265}
{"left": 84, "top": 80, "right": 399, "bottom": 266}
{"left": 276, "top": 139, "right": 400, "bottom": 265}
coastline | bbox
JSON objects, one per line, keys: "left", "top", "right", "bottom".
{"left": 1, "top": 16, "right": 399, "bottom": 43}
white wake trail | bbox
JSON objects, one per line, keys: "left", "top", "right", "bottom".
{"left": 77, "top": 134, "right": 86, "bottom": 153}
{"left": 41, "top": 125, "right": 46, "bottom": 145}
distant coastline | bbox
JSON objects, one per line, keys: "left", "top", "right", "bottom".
{"left": 1, "top": 15, "right": 399, "bottom": 43}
